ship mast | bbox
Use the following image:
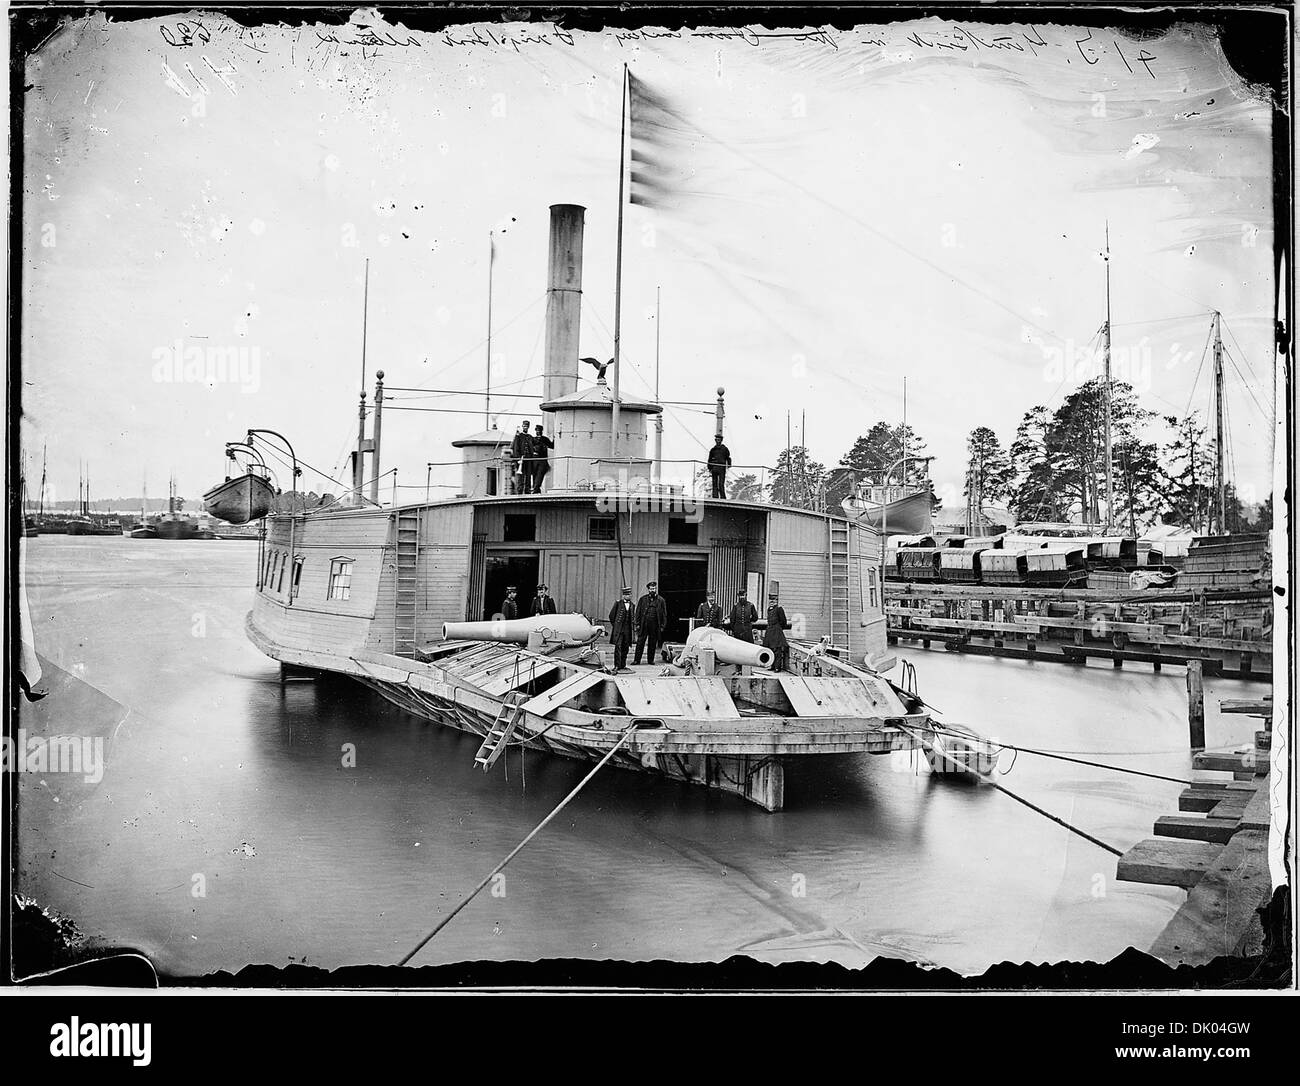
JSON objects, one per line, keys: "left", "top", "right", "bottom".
{"left": 485, "top": 231, "right": 495, "bottom": 429}
{"left": 1102, "top": 223, "right": 1115, "bottom": 530}
{"left": 652, "top": 284, "right": 662, "bottom": 484}
{"left": 38, "top": 444, "right": 46, "bottom": 518}
{"left": 1212, "top": 310, "right": 1226, "bottom": 534}
{"left": 611, "top": 63, "right": 628, "bottom": 460}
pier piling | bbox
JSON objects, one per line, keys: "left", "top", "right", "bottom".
{"left": 1186, "top": 659, "right": 1205, "bottom": 751}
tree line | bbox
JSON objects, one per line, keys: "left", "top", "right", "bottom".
{"left": 750, "top": 378, "right": 1270, "bottom": 534}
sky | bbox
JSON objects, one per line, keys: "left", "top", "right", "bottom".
{"left": 19, "top": 9, "right": 1279, "bottom": 514}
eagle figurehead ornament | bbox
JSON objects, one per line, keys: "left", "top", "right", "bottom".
{"left": 580, "top": 357, "right": 615, "bottom": 384}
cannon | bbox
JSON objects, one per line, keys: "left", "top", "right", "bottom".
{"left": 441, "top": 614, "right": 601, "bottom": 645}
{"left": 673, "top": 625, "right": 775, "bottom": 670}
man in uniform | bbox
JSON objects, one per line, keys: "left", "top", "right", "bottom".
{"left": 707, "top": 435, "right": 732, "bottom": 499}
{"left": 728, "top": 588, "right": 758, "bottom": 643}
{"left": 530, "top": 583, "right": 557, "bottom": 616}
{"left": 695, "top": 589, "right": 724, "bottom": 630}
{"left": 529, "top": 424, "right": 554, "bottom": 493}
{"left": 763, "top": 589, "right": 790, "bottom": 672}
{"left": 500, "top": 585, "right": 518, "bottom": 621}
{"left": 510, "top": 420, "right": 533, "bottom": 494}
{"left": 633, "top": 580, "right": 668, "bottom": 665}
{"left": 607, "top": 586, "right": 635, "bottom": 671}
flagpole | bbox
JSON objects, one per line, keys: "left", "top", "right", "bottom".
{"left": 612, "top": 63, "right": 628, "bottom": 461}
{"left": 486, "top": 230, "right": 494, "bottom": 429}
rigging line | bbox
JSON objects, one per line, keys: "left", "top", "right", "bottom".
{"left": 1222, "top": 319, "right": 1269, "bottom": 388}
{"left": 397, "top": 726, "right": 638, "bottom": 965}
{"left": 1111, "top": 311, "right": 1212, "bottom": 328}
{"left": 257, "top": 441, "right": 355, "bottom": 498}
{"left": 406, "top": 293, "right": 546, "bottom": 393}
{"left": 1224, "top": 349, "right": 1273, "bottom": 421}
{"left": 984, "top": 742, "right": 1196, "bottom": 785}
{"left": 1180, "top": 316, "right": 1217, "bottom": 420}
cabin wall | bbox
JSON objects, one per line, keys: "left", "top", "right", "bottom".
{"left": 766, "top": 509, "right": 830, "bottom": 641}
{"left": 367, "top": 504, "right": 475, "bottom": 652}
{"left": 251, "top": 511, "right": 389, "bottom": 654}
{"left": 852, "top": 520, "right": 889, "bottom": 665}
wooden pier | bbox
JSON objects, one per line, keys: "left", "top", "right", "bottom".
{"left": 1116, "top": 696, "right": 1274, "bottom": 967}
{"left": 886, "top": 582, "right": 1272, "bottom": 680}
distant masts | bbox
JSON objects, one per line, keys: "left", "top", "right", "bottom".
{"left": 1102, "top": 223, "right": 1115, "bottom": 530}
{"left": 1212, "top": 310, "right": 1226, "bottom": 534}
{"left": 486, "top": 231, "right": 495, "bottom": 429}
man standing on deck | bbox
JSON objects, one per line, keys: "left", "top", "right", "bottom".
{"left": 763, "top": 589, "right": 790, "bottom": 672}
{"left": 608, "top": 586, "right": 635, "bottom": 671}
{"left": 707, "top": 435, "right": 732, "bottom": 499}
{"left": 500, "top": 585, "right": 518, "bottom": 621}
{"left": 633, "top": 581, "right": 668, "bottom": 665}
{"left": 530, "top": 424, "right": 554, "bottom": 493}
{"left": 728, "top": 588, "right": 758, "bottom": 644}
{"left": 695, "top": 589, "right": 724, "bottom": 630}
{"left": 511, "top": 420, "right": 533, "bottom": 494}
{"left": 530, "top": 584, "right": 557, "bottom": 616}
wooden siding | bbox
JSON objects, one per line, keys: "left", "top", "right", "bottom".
{"left": 369, "top": 504, "right": 474, "bottom": 651}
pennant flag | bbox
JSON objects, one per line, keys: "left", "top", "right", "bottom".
{"left": 628, "top": 72, "right": 696, "bottom": 210}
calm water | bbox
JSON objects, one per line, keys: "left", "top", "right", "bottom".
{"left": 17, "top": 536, "right": 1270, "bottom": 977}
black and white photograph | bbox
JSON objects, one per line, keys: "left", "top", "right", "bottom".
{"left": 6, "top": 1, "right": 1294, "bottom": 1015}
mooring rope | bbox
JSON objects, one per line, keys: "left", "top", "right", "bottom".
{"left": 978, "top": 741, "right": 1197, "bottom": 785}
{"left": 899, "top": 722, "right": 1125, "bottom": 858}
{"left": 398, "top": 726, "right": 637, "bottom": 965}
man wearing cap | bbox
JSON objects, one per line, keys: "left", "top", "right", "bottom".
{"left": 500, "top": 585, "right": 518, "bottom": 621}
{"left": 763, "top": 590, "right": 791, "bottom": 672}
{"left": 707, "top": 434, "right": 731, "bottom": 499}
{"left": 607, "top": 586, "right": 635, "bottom": 671}
{"left": 728, "top": 589, "right": 758, "bottom": 644}
{"left": 529, "top": 424, "right": 554, "bottom": 493}
{"left": 695, "top": 589, "right": 724, "bottom": 630}
{"left": 633, "top": 580, "right": 668, "bottom": 665}
{"left": 530, "top": 584, "right": 557, "bottom": 616}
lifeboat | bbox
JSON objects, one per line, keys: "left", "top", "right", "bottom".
{"left": 203, "top": 471, "right": 274, "bottom": 525}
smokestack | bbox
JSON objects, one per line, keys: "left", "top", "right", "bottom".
{"left": 543, "top": 204, "right": 585, "bottom": 409}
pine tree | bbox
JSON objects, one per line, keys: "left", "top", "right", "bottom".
{"left": 963, "top": 426, "right": 1015, "bottom": 529}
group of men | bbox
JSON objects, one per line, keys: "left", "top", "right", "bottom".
{"left": 606, "top": 583, "right": 789, "bottom": 672}
{"left": 506, "top": 419, "right": 555, "bottom": 494}
{"left": 498, "top": 583, "right": 557, "bottom": 620}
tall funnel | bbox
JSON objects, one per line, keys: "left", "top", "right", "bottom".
{"left": 543, "top": 204, "right": 585, "bottom": 407}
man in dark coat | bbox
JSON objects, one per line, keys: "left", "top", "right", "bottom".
{"left": 500, "top": 585, "right": 518, "bottom": 621}
{"left": 695, "top": 589, "right": 724, "bottom": 630}
{"left": 529, "top": 424, "right": 554, "bottom": 493}
{"left": 728, "top": 589, "right": 758, "bottom": 643}
{"left": 510, "top": 421, "right": 533, "bottom": 494}
{"left": 530, "top": 583, "right": 557, "bottom": 616}
{"left": 633, "top": 580, "right": 668, "bottom": 665}
{"left": 763, "top": 590, "right": 790, "bottom": 672}
{"left": 607, "top": 586, "right": 635, "bottom": 671}
{"left": 707, "top": 435, "right": 732, "bottom": 499}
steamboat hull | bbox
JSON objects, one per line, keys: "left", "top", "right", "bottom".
{"left": 246, "top": 612, "right": 927, "bottom": 811}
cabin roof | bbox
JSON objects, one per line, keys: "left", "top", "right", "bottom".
{"left": 539, "top": 382, "right": 662, "bottom": 415}
{"left": 450, "top": 429, "right": 512, "bottom": 448}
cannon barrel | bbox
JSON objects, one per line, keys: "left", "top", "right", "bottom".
{"left": 676, "top": 625, "right": 774, "bottom": 669}
{"left": 441, "top": 614, "right": 600, "bottom": 644}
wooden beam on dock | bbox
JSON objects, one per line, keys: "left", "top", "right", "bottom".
{"left": 1149, "top": 830, "right": 1271, "bottom": 967}
{"left": 1117, "top": 838, "right": 1221, "bottom": 888}
{"left": 1153, "top": 815, "right": 1239, "bottom": 844}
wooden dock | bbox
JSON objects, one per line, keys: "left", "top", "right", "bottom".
{"left": 1116, "top": 698, "right": 1274, "bottom": 968}
{"left": 886, "top": 582, "right": 1272, "bottom": 680}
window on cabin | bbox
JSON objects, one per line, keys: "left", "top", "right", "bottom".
{"left": 667, "top": 518, "right": 698, "bottom": 545}
{"left": 588, "top": 515, "right": 616, "bottom": 542}
{"left": 328, "top": 558, "right": 354, "bottom": 601}
{"left": 503, "top": 513, "right": 535, "bottom": 542}
{"left": 868, "top": 566, "right": 878, "bottom": 609}
{"left": 292, "top": 557, "right": 304, "bottom": 599}
{"left": 277, "top": 552, "right": 288, "bottom": 593}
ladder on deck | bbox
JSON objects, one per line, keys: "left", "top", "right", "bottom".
{"left": 393, "top": 511, "right": 420, "bottom": 657}
{"left": 829, "top": 520, "right": 852, "bottom": 649}
{"left": 474, "top": 693, "right": 525, "bottom": 771}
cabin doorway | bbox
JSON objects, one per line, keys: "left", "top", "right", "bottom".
{"left": 657, "top": 555, "right": 709, "bottom": 642}
{"left": 483, "top": 552, "right": 538, "bottom": 620}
